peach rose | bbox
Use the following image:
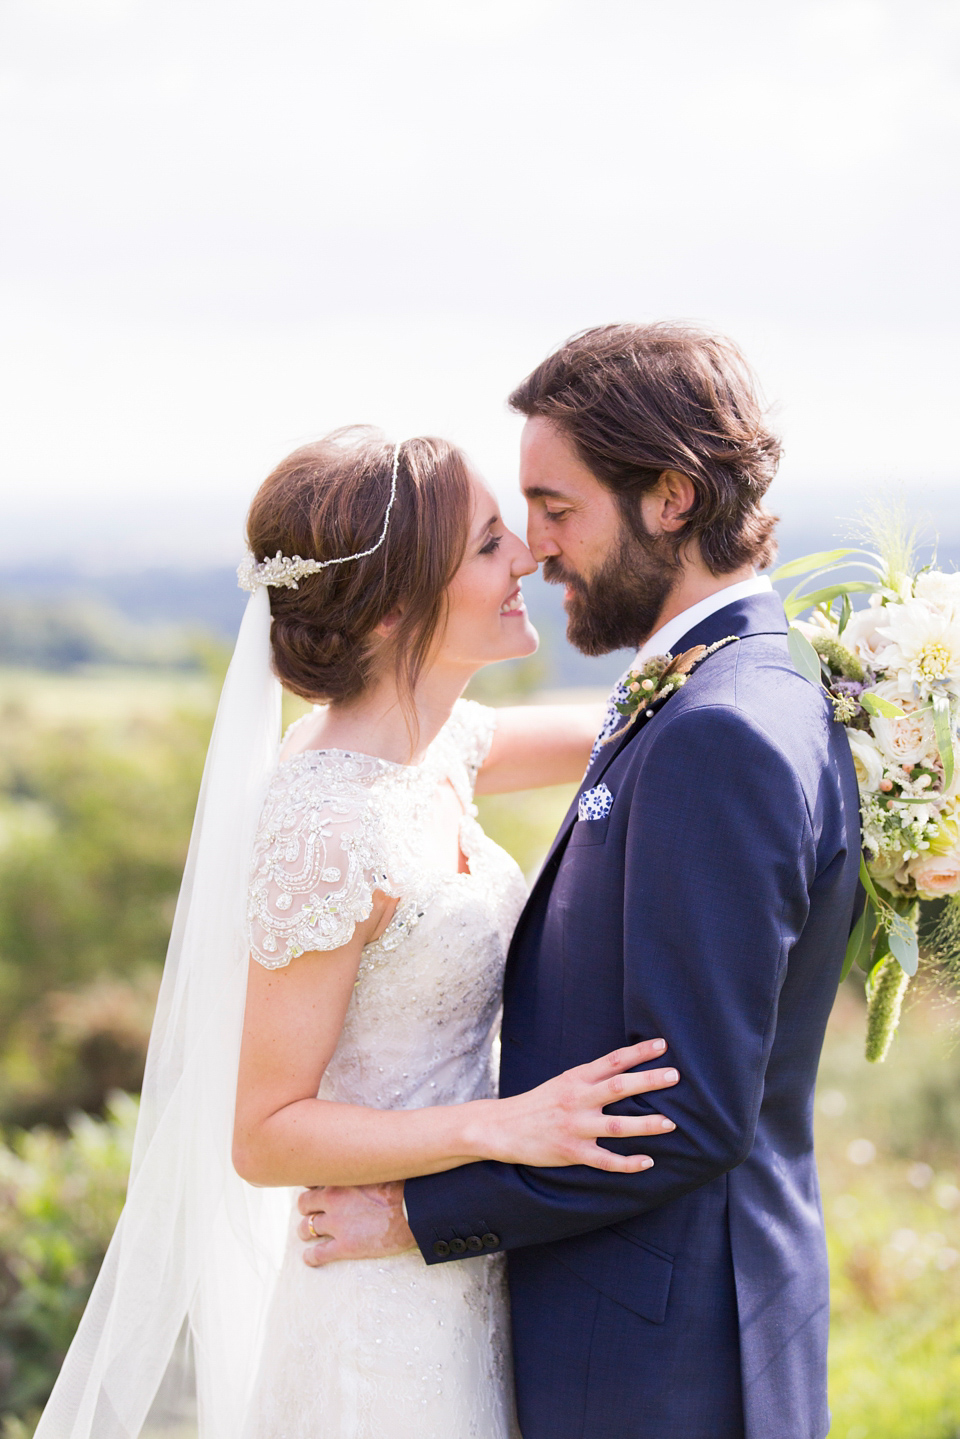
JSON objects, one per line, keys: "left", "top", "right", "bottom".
{"left": 869, "top": 681, "right": 938, "bottom": 768}
{"left": 906, "top": 846, "right": 960, "bottom": 899}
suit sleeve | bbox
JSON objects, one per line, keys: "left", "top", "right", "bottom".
{"left": 403, "top": 704, "right": 818, "bottom": 1262}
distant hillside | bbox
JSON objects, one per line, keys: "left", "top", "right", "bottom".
{"left": 2, "top": 519, "right": 956, "bottom": 682}
{"left": 0, "top": 565, "right": 633, "bottom": 686}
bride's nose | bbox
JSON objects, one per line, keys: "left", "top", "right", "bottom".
{"left": 509, "top": 533, "right": 537, "bottom": 578}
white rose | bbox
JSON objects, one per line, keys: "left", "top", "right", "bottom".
{"left": 876, "top": 598, "right": 960, "bottom": 697}
{"left": 914, "top": 570, "right": 960, "bottom": 619}
{"left": 906, "top": 845, "right": 960, "bottom": 899}
{"left": 869, "top": 679, "right": 939, "bottom": 768}
{"left": 845, "top": 728, "right": 885, "bottom": 793}
{"left": 843, "top": 605, "right": 893, "bottom": 670}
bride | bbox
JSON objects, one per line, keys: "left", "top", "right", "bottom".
{"left": 36, "top": 429, "right": 678, "bottom": 1439}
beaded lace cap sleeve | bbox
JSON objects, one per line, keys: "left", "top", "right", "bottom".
{"left": 247, "top": 754, "right": 405, "bottom": 970}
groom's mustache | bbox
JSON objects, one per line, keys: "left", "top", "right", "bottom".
{"left": 542, "top": 557, "right": 588, "bottom": 592}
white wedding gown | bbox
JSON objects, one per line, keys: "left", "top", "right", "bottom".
{"left": 241, "top": 699, "right": 526, "bottom": 1439}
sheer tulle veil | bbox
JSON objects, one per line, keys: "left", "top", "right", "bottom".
{"left": 35, "top": 586, "right": 292, "bottom": 1439}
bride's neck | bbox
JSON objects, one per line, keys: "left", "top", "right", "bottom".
{"left": 313, "top": 661, "right": 471, "bottom": 766}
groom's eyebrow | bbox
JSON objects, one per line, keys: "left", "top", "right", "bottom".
{"left": 522, "top": 485, "right": 568, "bottom": 500}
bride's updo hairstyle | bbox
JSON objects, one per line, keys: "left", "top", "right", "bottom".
{"left": 246, "top": 427, "right": 472, "bottom": 705}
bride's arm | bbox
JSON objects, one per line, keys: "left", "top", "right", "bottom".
{"left": 474, "top": 702, "right": 607, "bottom": 794}
{"left": 232, "top": 921, "right": 677, "bottom": 1190}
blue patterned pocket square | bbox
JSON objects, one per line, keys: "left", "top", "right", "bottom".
{"left": 578, "top": 782, "right": 613, "bottom": 822}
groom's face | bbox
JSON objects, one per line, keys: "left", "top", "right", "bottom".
{"left": 520, "top": 417, "right": 679, "bottom": 655}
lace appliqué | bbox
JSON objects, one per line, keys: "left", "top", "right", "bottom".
{"left": 247, "top": 698, "right": 499, "bottom": 970}
{"left": 247, "top": 755, "right": 409, "bottom": 968}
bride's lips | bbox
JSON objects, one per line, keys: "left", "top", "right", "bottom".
{"left": 500, "top": 586, "right": 527, "bottom": 617}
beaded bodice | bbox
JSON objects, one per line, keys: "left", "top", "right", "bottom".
{"left": 246, "top": 699, "right": 527, "bottom": 1111}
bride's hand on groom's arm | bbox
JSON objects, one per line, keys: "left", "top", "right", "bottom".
{"left": 466, "top": 1038, "right": 678, "bottom": 1172}
{"left": 296, "top": 1040, "right": 678, "bottom": 1266}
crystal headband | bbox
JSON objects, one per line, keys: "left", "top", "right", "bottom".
{"left": 238, "top": 440, "right": 402, "bottom": 592}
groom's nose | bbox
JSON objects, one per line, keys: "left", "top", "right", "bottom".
{"left": 525, "top": 513, "right": 560, "bottom": 564}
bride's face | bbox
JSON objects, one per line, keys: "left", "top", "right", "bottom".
{"left": 434, "top": 469, "right": 539, "bottom": 674}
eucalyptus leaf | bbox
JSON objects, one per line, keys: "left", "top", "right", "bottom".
{"left": 787, "top": 626, "right": 823, "bottom": 687}
{"left": 888, "top": 915, "right": 919, "bottom": 977}
{"left": 784, "top": 582, "right": 876, "bottom": 620}
{"left": 932, "top": 693, "right": 955, "bottom": 790}
{"left": 860, "top": 692, "right": 907, "bottom": 719}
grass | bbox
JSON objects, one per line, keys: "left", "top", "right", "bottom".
{"left": 1, "top": 667, "right": 959, "bottom": 1432}
{"left": 816, "top": 988, "right": 960, "bottom": 1436}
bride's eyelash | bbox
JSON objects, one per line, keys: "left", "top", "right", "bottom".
{"left": 479, "top": 534, "right": 503, "bottom": 555}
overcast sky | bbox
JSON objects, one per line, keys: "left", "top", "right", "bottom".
{"left": 1, "top": 0, "right": 958, "bottom": 568}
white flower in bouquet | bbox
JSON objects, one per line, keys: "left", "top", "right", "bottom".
{"left": 843, "top": 597, "right": 892, "bottom": 670}
{"left": 875, "top": 598, "right": 960, "bottom": 698}
{"left": 777, "top": 522, "right": 960, "bottom": 1062}
{"left": 845, "top": 728, "right": 885, "bottom": 792}
{"left": 914, "top": 569, "right": 960, "bottom": 619}
{"left": 868, "top": 680, "right": 939, "bottom": 768}
{"left": 866, "top": 847, "right": 905, "bottom": 883}
{"left": 793, "top": 609, "right": 839, "bottom": 641}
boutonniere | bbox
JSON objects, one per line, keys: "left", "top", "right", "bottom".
{"left": 601, "top": 635, "right": 740, "bottom": 747}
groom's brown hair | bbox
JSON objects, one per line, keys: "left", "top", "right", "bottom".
{"left": 510, "top": 322, "right": 780, "bottom": 573}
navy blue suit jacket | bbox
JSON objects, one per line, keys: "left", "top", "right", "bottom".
{"left": 405, "top": 592, "right": 861, "bottom": 1439}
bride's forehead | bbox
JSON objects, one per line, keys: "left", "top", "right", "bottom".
{"left": 465, "top": 468, "right": 499, "bottom": 517}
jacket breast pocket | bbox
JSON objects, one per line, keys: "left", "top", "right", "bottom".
{"left": 568, "top": 815, "right": 610, "bottom": 848}
{"left": 546, "top": 1225, "right": 674, "bottom": 1324}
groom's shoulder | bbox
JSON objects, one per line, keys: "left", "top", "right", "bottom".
{"left": 640, "top": 630, "right": 839, "bottom": 774}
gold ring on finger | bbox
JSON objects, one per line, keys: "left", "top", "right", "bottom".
{"left": 307, "top": 1215, "right": 320, "bottom": 1240}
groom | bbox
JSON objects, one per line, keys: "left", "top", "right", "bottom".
{"left": 300, "top": 324, "right": 861, "bottom": 1439}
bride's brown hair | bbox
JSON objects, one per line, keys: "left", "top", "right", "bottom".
{"left": 246, "top": 428, "right": 472, "bottom": 705}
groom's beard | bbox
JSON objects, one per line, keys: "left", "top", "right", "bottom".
{"left": 543, "top": 523, "right": 680, "bottom": 656}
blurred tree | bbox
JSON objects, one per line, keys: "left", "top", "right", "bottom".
{"left": 0, "top": 697, "right": 210, "bottom": 1128}
{"left": 0, "top": 1095, "right": 136, "bottom": 1429}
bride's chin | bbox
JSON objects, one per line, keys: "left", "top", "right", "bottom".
{"left": 503, "top": 625, "right": 539, "bottom": 660}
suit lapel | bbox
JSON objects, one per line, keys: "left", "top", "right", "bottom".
{"left": 523, "top": 590, "right": 789, "bottom": 895}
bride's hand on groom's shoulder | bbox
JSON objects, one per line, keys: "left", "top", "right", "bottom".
{"left": 467, "top": 1038, "right": 679, "bottom": 1173}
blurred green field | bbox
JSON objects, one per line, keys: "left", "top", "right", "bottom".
{"left": 1, "top": 666, "right": 959, "bottom": 1435}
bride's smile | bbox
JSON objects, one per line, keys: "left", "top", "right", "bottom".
{"left": 433, "top": 469, "right": 539, "bottom": 674}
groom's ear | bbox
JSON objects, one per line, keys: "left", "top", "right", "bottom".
{"left": 648, "top": 470, "right": 696, "bottom": 534}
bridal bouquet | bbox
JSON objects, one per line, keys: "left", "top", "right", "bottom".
{"left": 778, "top": 520, "right": 960, "bottom": 1061}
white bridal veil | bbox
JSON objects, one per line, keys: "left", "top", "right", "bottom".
{"left": 35, "top": 586, "right": 291, "bottom": 1439}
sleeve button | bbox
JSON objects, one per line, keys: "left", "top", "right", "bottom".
{"left": 481, "top": 1232, "right": 500, "bottom": 1248}
{"left": 466, "top": 1235, "right": 483, "bottom": 1251}
{"left": 449, "top": 1237, "right": 467, "bottom": 1254}
{"left": 432, "top": 1240, "right": 451, "bottom": 1257}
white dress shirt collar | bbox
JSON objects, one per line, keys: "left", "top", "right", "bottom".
{"left": 633, "top": 574, "right": 773, "bottom": 667}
